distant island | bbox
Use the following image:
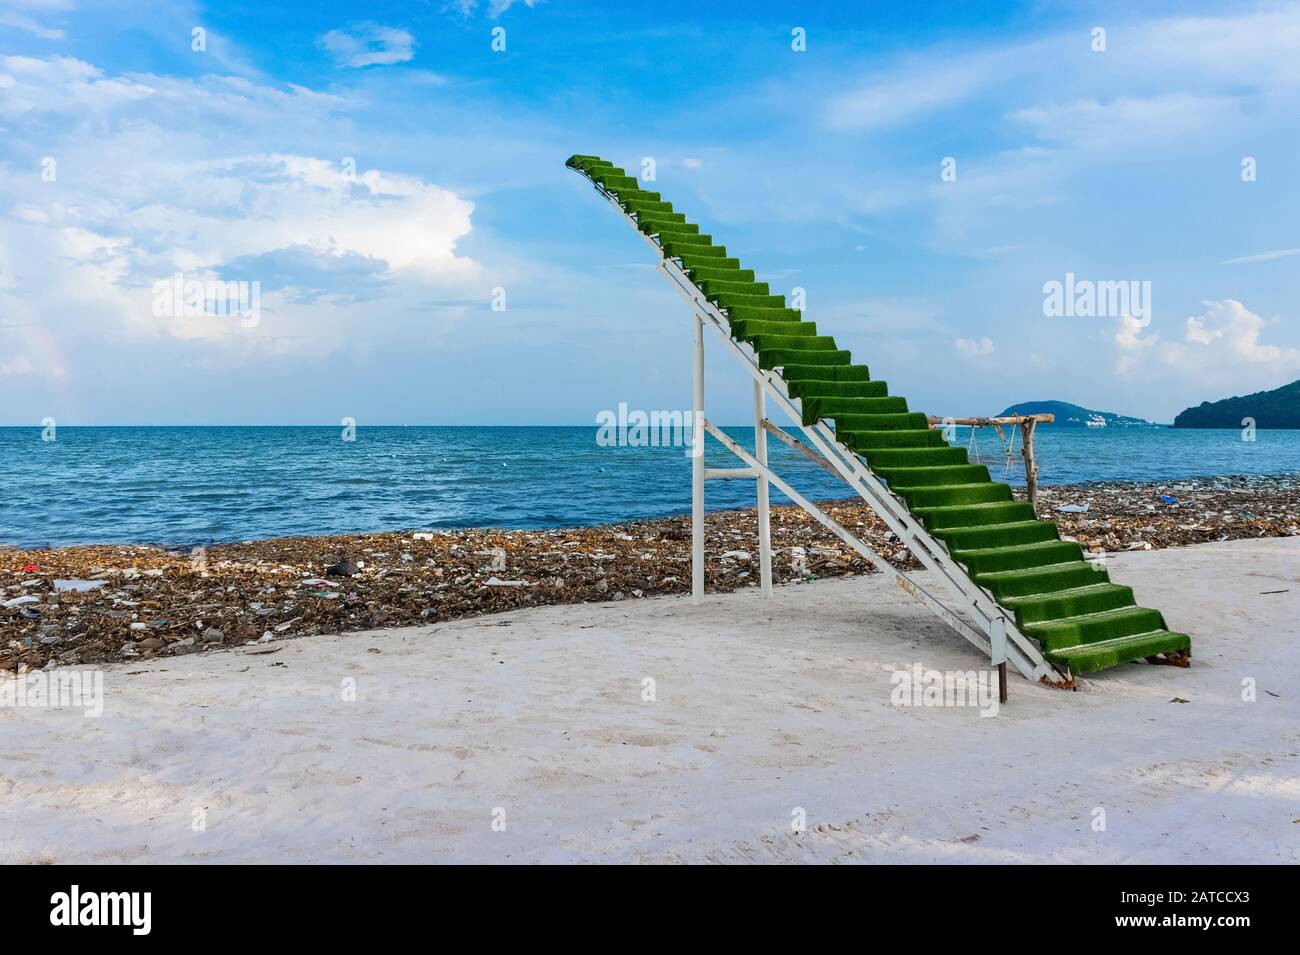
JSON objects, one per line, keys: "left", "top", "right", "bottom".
{"left": 1173, "top": 379, "right": 1300, "bottom": 429}
{"left": 997, "top": 400, "right": 1161, "bottom": 428}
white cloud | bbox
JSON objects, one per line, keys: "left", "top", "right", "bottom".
{"left": 1184, "top": 315, "right": 1220, "bottom": 345}
{"left": 1221, "top": 248, "right": 1300, "bottom": 264}
{"left": 318, "top": 23, "right": 416, "bottom": 68}
{"left": 1115, "top": 314, "right": 1157, "bottom": 374}
{"left": 827, "top": 7, "right": 1300, "bottom": 138}
{"left": 0, "top": 53, "right": 481, "bottom": 364}
{"left": 1188, "top": 299, "right": 1300, "bottom": 366}
{"left": 825, "top": 45, "right": 1033, "bottom": 131}
{"left": 0, "top": 353, "right": 35, "bottom": 375}
{"left": 1115, "top": 299, "right": 1300, "bottom": 380}
{"left": 955, "top": 336, "right": 994, "bottom": 356}
{"left": 2, "top": 153, "right": 478, "bottom": 348}
{"left": 0, "top": 55, "right": 154, "bottom": 115}
{"left": 450, "top": 0, "right": 540, "bottom": 18}
{"left": 0, "top": 0, "right": 70, "bottom": 38}
{"left": 0, "top": 54, "right": 348, "bottom": 120}
{"left": 0, "top": 12, "right": 65, "bottom": 39}
{"left": 1009, "top": 93, "right": 1240, "bottom": 151}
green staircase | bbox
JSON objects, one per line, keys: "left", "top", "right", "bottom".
{"left": 568, "top": 154, "right": 1192, "bottom": 676}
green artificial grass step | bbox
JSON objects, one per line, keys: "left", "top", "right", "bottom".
{"left": 731, "top": 319, "right": 818, "bottom": 342}
{"left": 699, "top": 279, "right": 771, "bottom": 298}
{"left": 860, "top": 445, "right": 969, "bottom": 469}
{"left": 689, "top": 267, "right": 756, "bottom": 284}
{"left": 623, "top": 198, "right": 672, "bottom": 215}
{"left": 914, "top": 500, "right": 1037, "bottom": 530}
{"left": 1022, "top": 606, "right": 1166, "bottom": 651}
{"left": 760, "top": 348, "right": 851, "bottom": 370}
{"left": 975, "top": 560, "right": 1109, "bottom": 599}
{"left": 804, "top": 396, "right": 909, "bottom": 425}
{"left": 787, "top": 379, "right": 889, "bottom": 400}
{"left": 599, "top": 173, "right": 640, "bottom": 191}
{"left": 931, "top": 519, "right": 1059, "bottom": 551}
{"left": 782, "top": 363, "right": 869, "bottom": 382}
{"left": 1045, "top": 630, "right": 1191, "bottom": 673}
{"left": 893, "top": 481, "right": 1014, "bottom": 509}
{"left": 949, "top": 539, "right": 1084, "bottom": 575}
{"left": 1001, "top": 582, "right": 1136, "bottom": 626}
{"left": 835, "top": 427, "right": 943, "bottom": 450}
{"left": 728, "top": 305, "right": 802, "bottom": 324}
{"left": 750, "top": 334, "right": 839, "bottom": 353}
{"left": 663, "top": 240, "right": 726, "bottom": 258}
{"left": 874, "top": 463, "right": 992, "bottom": 488}
{"left": 679, "top": 254, "right": 740, "bottom": 271}
{"left": 661, "top": 233, "right": 715, "bottom": 248}
{"left": 636, "top": 211, "right": 686, "bottom": 225}
{"left": 568, "top": 157, "right": 612, "bottom": 174}
{"left": 639, "top": 219, "right": 699, "bottom": 237}
{"left": 617, "top": 187, "right": 661, "bottom": 200}
{"left": 714, "top": 292, "right": 788, "bottom": 310}
{"left": 834, "top": 412, "right": 931, "bottom": 433}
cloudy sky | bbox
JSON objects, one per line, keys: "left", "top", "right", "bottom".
{"left": 1, "top": 0, "right": 1298, "bottom": 425}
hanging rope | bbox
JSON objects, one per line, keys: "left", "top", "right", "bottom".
{"left": 990, "top": 424, "right": 1022, "bottom": 477}
{"left": 928, "top": 413, "right": 1052, "bottom": 510}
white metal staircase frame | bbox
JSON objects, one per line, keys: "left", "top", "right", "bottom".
{"left": 574, "top": 171, "right": 1066, "bottom": 684}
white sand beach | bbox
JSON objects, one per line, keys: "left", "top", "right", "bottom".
{"left": 2, "top": 537, "right": 1297, "bottom": 865}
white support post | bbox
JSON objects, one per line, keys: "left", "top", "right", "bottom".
{"left": 753, "top": 379, "right": 773, "bottom": 597}
{"left": 990, "top": 615, "right": 1009, "bottom": 703}
{"left": 691, "top": 316, "right": 705, "bottom": 604}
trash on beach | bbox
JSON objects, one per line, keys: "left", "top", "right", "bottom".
{"left": 1158, "top": 495, "right": 1179, "bottom": 505}
{"left": 1055, "top": 503, "right": 1090, "bottom": 514}
{"left": 244, "top": 642, "right": 283, "bottom": 655}
{"left": 3, "top": 473, "right": 1297, "bottom": 673}
{"left": 54, "top": 578, "right": 109, "bottom": 593}
{"left": 325, "top": 558, "right": 359, "bottom": 577}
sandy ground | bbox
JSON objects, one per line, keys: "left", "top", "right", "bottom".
{"left": 2, "top": 537, "right": 1297, "bottom": 865}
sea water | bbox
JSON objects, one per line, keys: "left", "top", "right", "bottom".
{"left": 2, "top": 425, "right": 1296, "bottom": 548}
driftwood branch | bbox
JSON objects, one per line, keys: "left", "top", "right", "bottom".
{"left": 926, "top": 414, "right": 1055, "bottom": 427}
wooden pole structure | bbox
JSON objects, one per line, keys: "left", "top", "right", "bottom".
{"left": 1020, "top": 417, "right": 1040, "bottom": 514}
{"left": 926, "top": 413, "right": 1054, "bottom": 513}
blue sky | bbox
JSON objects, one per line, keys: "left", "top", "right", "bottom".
{"left": 2, "top": 0, "right": 1298, "bottom": 425}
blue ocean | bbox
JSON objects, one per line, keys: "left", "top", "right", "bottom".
{"left": 3, "top": 425, "right": 1297, "bottom": 549}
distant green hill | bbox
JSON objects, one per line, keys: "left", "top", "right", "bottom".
{"left": 996, "top": 400, "right": 1159, "bottom": 428}
{"left": 1173, "top": 379, "right": 1300, "bottom": 429}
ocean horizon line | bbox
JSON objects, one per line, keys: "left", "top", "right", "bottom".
{"left": 1, "top": 422, "right": 746, "bottom": 429}
{"left": 1, "top": 420, "right": 1220, "bottom": 430}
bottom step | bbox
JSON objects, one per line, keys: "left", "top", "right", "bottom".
{"left": 1045, "top": 630, "right": 1191, "bottom": 674}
